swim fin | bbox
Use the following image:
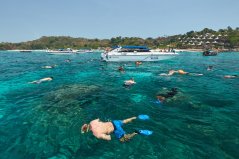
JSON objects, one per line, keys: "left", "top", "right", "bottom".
{"left": 135, "top": 129, "right": 153, "bottom": 136}
{"left": 138, "top": 115, "right": 150, "bottom": 120}
{"left": 154, "top": 100, "right": 161, "bottom": 104}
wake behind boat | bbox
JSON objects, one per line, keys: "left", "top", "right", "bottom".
{"left": 101, "top": 46, "right": 178, "bottom": 62}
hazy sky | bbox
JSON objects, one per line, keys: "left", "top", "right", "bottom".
{"left": 1, "top": 0, "right": 239, "bottom": 42}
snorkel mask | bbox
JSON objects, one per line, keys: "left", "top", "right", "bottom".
{"left": 81, "top": 124, "right": 90, "bottom": 133}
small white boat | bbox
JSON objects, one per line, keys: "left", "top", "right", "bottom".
{"left": 46, "top": 48, "right": 76, "bottom": 55}
{"left": 19, "top": 50, "right": 32, "bottom": 53}
{"left": 76, "top": 49, "right": 94, "bottom": 53}
{"left": 101, "top": 46, "right": 178, "bottom": 62}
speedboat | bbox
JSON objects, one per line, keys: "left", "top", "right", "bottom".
{"left": 203, "top": 50, "right": 217, "bottom": 56}
{"left": 46, "top": 48, "right": 76, "bottom": 55}
{"left": 101, "top": 46, "right": 178, "bottom": 62}
{"left": 76, "top": 49, "right": 94, "bottom": 53}
{"left": 19, "top": 50, "right": 32, "bottom": 53}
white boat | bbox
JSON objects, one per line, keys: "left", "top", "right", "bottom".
{"left": 76, "top": 49, "right": 94, "bottom": 53}
{"left": 46, "top": 48, "right": 77, "bottom": 55}
{"left": 101, "top": 46, "right": 178, "bottom": 62}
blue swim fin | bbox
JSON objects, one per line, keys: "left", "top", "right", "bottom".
{"left": 138, "top": 115, "right": 150, "bottom": 120}
{"left": 154, "top": 100, "right": 162, "bottom": 104}
{"left": 135, "top": 130, "right": 153, "bottom": 136}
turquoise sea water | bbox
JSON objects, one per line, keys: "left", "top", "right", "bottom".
{"left": 0, "top": 51, "right": 239, "bottom": 159}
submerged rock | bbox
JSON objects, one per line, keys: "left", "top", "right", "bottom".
{"left": 42, "top": 84, "right": 100, "bottom": 113}
{"left": 1, "top": 84, "right": 101, "bottom": 158}
{"left": 45, "top": 84, "right": 99, "bottom": 103}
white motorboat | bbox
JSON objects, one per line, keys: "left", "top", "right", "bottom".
{"left": 101, "top": 46, "right": 178, "bottom": 62}
{"left": 46, "top": 48, "right": 77, "bottom": 55}
{"left": 76, "top": 49, "right": 94, "bottom": 53}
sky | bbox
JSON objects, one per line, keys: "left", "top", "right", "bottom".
{"left": 0, "top": 0, "right": 239, "bottom": 42}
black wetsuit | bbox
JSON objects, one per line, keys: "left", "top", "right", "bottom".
{"left": 158, "top": 88, "right": 178, "bottom": 98}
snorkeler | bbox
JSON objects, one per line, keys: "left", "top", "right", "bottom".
{"left": 224, "top": 75, "right": 238, "bottom": 78}
{"left": 81, "top": 115, "right": 152, "bottom": 142}
{"left": 124, "top": 78, "right": 136, "bottom": 86}
{"left": 118, "top": 66, "right": 125, "bottom": 72}
{"left": 160, "top": 70, "right": 203, "bottom": 76}
{"left": 135, "top": 61, "right": 142, "bottom": 66}
{"left": 207, "top": 66, "right": 213, "bottom": 71}
{"left": 29, "top": 77, "right": 53, "bottom": 84}
{"left": 65, "top": 59, "right": 71, "bottom": 63}
{"left": 42, "top": 65, "right": 57, "bottom": 69}
{"left": 159, "top": 70, "right": 177, "bottom": 76}
{"left": 160, "top": 70, "right": 188, "bottom": 76}
{"left": 156, "top": 88, "right": 178, "bottom": 103}
{"left": 178, "top": 70, "right": 203, "bottom": 76}
{"left": 177, "top": 69, "right": 189, "bottom": 75}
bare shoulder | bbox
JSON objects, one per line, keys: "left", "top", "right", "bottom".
{"left": 91, "top": 118, "right": 100, "bottom": 122}
{"left": 90, "top": 118, "right": 100, "bottom": 125}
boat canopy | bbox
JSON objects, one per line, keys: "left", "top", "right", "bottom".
{"left": 122, "top": 46, "right": 149, "bottom": 49}
{"left": 111, "top": 45, "right": 150, "bottom": 52}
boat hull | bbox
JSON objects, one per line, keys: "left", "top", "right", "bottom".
{"left": 101, "top": 52, "right": 177, "bottom": 62}
{"left": 48, "top": 52, "right": 74, "bottom": 55}
{"left": 203, "top": 51, "right": 217, "bottom": 56}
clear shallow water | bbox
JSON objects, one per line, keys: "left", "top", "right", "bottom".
{"left": 0, "top": 51, "right": 239, "bottom": 159}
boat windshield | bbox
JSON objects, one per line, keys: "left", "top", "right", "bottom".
{"left": 118, "top": 46, "right": 150, "bottom": 52}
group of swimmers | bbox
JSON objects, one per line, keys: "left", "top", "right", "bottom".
{"left": 121, "top": 64, "right": 237, "bottom": 103}
{"left": 207, "top": 66, "right": 237, "bottom": 78}
{"left": 118, "top": 61, "right": 142, "bottom": 73}
{"left": 159, "top": 66, "right": 238, "bottom": 79}
{"left": 81, "top": 61, "right": 180, "bottom": 142}
{"left": 29, "top": 59, "right": 71, "bottom": 84}
{"left": 27, "top": 58, "right": 237, "bottom": 143}
{"left": 117, "top": 62, "right": 142, "bottom": 87}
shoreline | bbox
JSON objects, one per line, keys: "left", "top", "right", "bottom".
{"left": 1, "top": 48, "right": 239, "bottom": 53}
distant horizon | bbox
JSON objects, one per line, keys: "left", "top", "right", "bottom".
{"left": 1, "top": 0, "right": 239, "bottom": 43}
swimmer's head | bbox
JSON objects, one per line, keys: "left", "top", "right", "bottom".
{"left": 156, "top": 96, "right": 165, "bottom": 102}
{"left": 81, "top": 124, "right": 90, "bottom": 133}
{"left": 49, "top": 77, "right": 54, "bottom": 80}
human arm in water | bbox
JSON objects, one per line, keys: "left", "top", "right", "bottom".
{"left": 97, "top": 133, "right": 112, "bottom": 141}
